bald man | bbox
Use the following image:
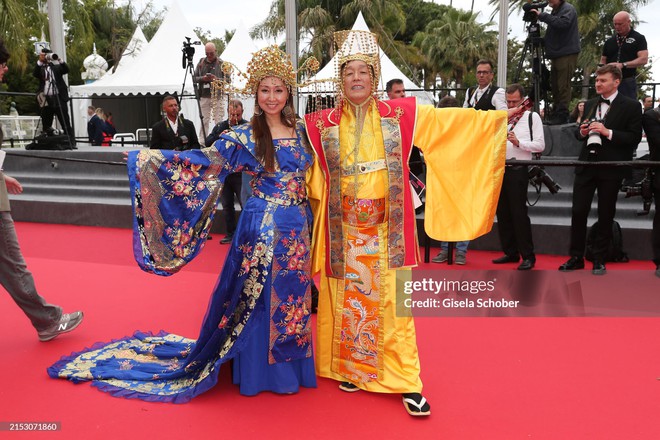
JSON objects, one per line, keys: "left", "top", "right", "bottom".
{"left": 600, "top": 11, "right": 648, "bottom": 100}
{"left": 194, "top": 42, "right": 227, "bottom": 138}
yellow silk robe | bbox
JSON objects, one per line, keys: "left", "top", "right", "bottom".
{"left": 306, "top": 98, "right": 507, "bottom": 393}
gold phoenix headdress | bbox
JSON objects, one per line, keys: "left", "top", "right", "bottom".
{"left": 334, "top": 29, "right": 381, "bottom": 102}
{"left": 212, "top": 45, "right": 320, "bottom": 97}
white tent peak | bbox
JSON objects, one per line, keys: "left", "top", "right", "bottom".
{"left": 112, "top": 26, "right": 148, "bottom": 74}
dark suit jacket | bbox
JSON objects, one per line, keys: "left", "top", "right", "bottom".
{"left": 149, "top": 117, "right": 200, "bottom": 150}
{"left": 33, "top": 61, "right": 70, "bottom": 102}
{"left": 643, "top": 108, "right": 660, "bottom": 162}
{"left": 575, "top": 93, "right": 643, "bottom": 180}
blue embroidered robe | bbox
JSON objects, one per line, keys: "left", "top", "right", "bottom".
{"left": 48, "top": 122, "right": 316, "bottom": 402}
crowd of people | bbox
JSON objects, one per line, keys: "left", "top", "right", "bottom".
{"left": 2, "top": 2, "right": 660, "bottom": 421}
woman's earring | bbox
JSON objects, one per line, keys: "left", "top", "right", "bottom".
{"left": 254, "top": 105, "right": 263, "bottom": 116}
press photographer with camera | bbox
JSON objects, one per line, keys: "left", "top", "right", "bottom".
{"left": 193, "top": 42, "right": 227, "bottom": 139}
{"left": 492, "top": 84, "right": 545, "bottom": 271}
{"left": 641, "top": 107, "right": 660, "bottom": 277}
{"left": 529, "top": 0, "right": 580, "bottom": 125}
{"left": 559, "top": 65, "right": 642, "bottom": 275}
{"left": 149, "top": 95, "right": 200, "bottom": 150}
{"left": 33, "top": 47, "right": 75, "bottom": 146}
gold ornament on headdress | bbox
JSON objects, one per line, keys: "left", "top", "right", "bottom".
{"left": 211, "top": 45, "right": 320, "bottom": 97}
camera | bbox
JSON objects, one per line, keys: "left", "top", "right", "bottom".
{"left": 529, "top": 165, "right": 561, "bottom": 194}
{"left": 581, "top": 119, "right": 602, "bottom": 155}
{"left": 620, "top": 169, "right": 654, "bottom": 215}
{"left": 522, "top": 0, "right": 548, "bottom": 22}
{"left": 181, "top": 36, "right": 201, "bottom": 69}
{"left": 45, "top": 52, "right": 59, "bottom": 63}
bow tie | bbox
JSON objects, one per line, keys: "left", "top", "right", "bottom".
{"left": 599, "top": 97, "right": 611, "bottom": 105}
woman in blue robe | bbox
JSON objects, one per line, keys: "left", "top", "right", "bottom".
{"left": 48, "top": 46, "right": 317, "bottom": 403}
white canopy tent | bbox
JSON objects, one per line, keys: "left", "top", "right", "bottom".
{"left": 110, "top": 26, "right": 148, "bottom": 75}
{"left": 299, "top": 12, "right": 434, "bottom": 107}
{"left": 212, "top": 22, "right": 262, "bottom": 131}
{"left": 69, "top": 1, "right": 205, "bottom": 142}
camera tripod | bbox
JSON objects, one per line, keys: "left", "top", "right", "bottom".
{"left": 514, "top": 20, "right": 548, "bottom": 114}
{"left": 180, "top": 41, "right": 207, "bottom": 139}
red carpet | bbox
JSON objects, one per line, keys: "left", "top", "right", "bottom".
{"left": 1, "top": 223, "right": 660, "bottom": 439}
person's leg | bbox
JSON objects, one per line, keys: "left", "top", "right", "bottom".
{"left": 652, "top": 173, "right": 660, "bottom": 270}
{"left": 0, "top": 212, "right": 61, "bottom": 330}
{"left": 508, "top": 167, "right": 535, "bottom": 261}
{"left": 617, "top": 77, "right": 638, "bottom": 101}
{"left": 496, "top": 171, "right": 519, "bottom": 258}
{"left": 568, "top": 173, "right": 597, "bottom": 258}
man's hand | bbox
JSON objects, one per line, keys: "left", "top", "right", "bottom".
{"left": 4, "top": 175, "right": 23, "bottom": 195}
{"left": 507, "top": 131, "right": 520, "bottom": 147}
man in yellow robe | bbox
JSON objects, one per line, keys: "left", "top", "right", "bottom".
{"left": 305, "top": 30, "right": 509, "bottom": 417}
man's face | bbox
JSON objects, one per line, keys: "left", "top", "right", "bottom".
{"left": 387, "top": 83, "right": 406, "bottom": 99}
{"left": 476, "top": 63, "right": 493, "bottom": 88}
{"left": 205, "top": 46, "right": 217, "bottom": 62}
{"left": 595, "top": 73, "right": 620, "bottom": 97}
{"left": 342, "top": 60, "right": 373, "bottom": 104}
{"left": 39, "top": 52, "right": 47, "bottom": 63}
{"left": 506, "top": 90, "right": 524, "bottom": 109}
{"left": 613, "top": 15, "right": 631, "bottom": 36}
{"left": 163, "top": 99, "right": 179, "bottom": 119}
{"left": 228, "top": 105, "right": 243, "bottom": 125}
{"left": 548, "top": 0, "right": 562, "bottom": 8}
{"left": 644, "top": 97, "right": 653, "bottom": 110}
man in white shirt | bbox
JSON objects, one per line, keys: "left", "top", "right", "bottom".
{"left": 492, "top": 84, "right": 545, "bottom": 270}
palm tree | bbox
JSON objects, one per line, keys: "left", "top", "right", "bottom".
{"left": 413, "top": 8, "right": 498, "bottom": 89}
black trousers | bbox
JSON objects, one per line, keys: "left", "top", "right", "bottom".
{"left": 42, "top": 96, "right": 74, "bottom": 144}
{"left": 569, "top": 171, "right": 621, "bottom": 262}
{"left": 220, "top": 173, "right": 242, "bottom": 235}
{"left": 496, "top": 166, "right": 535, "bottom": 260}
{"left": 652, "top": 171, "right": 660, "bottom": 266}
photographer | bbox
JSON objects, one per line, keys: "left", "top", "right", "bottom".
{"left": 642, "top": 107, "right": 660, "bottom": 278}
{"left": 492, "top": 84, "right": 545, "bottom": 271}
{"left": 150, "top": 95, "right": 200, "bottom": 150}
{"left": 600, "top": 11, "right": 648, "bottom": 101}
{"left": 530, "top": 0, "right": 580, "bottom": 125}
{"left": 559, "top": 65, "right": 642, "bottom": 275}
{"left": 193, "top": 42, "right": 226, "bottom": 139}
{"left": 33, "top": 48, "right": 75, "bottom": 146}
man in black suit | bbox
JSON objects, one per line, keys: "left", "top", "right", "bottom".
{"left": 149, "top": 95, "right": 200, "bottom": 150}
{"left": 33, "top": 48, "right": 75, "bottom": 146}
{"left": 559, "top": 65, "right": 642, "bottom": 275}
{"left": 642, "top": 107, "right": 660, "bottom": 278}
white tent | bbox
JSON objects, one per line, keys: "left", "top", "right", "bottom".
{"left": 69, "top": 1, "right": 205, "bottom": 142}
{"left": 110, "top": 26, "right": 148, "bottom": 75}
{"left": 300, "top": 12, "right": 434, "bottom": 106}
{"left": 212, "top": 22, "right": 262, "bottom": 130}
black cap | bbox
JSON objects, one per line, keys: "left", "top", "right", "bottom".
{"left": 41, "top": 48, "right": 52, "bottom": 54}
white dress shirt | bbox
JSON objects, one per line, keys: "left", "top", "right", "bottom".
{"left": 507, "top": 111, "right": 545, "bottom": 160}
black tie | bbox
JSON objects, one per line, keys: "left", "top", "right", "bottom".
{"left": 599, "top": 97, "right": 611, "bottom": 105}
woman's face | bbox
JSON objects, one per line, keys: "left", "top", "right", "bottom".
{"left": 578, "top": 102, "right": 585, "bottom": 112}
{"left": 257, "top": 76, "right": 289, "bottom": 116}
{"left": 342, "top": 60, "right": 373, "bottom": 104}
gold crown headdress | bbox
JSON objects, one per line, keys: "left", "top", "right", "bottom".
{"left": 213, "top": 45, "right": 320, "bottom": 97}
{"left": 333, "top": 30, "right": 381, "bottom": 101}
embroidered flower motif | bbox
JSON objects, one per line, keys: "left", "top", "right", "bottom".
{"left": 218, "top": 315, "right": 228, "bottom": 329}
